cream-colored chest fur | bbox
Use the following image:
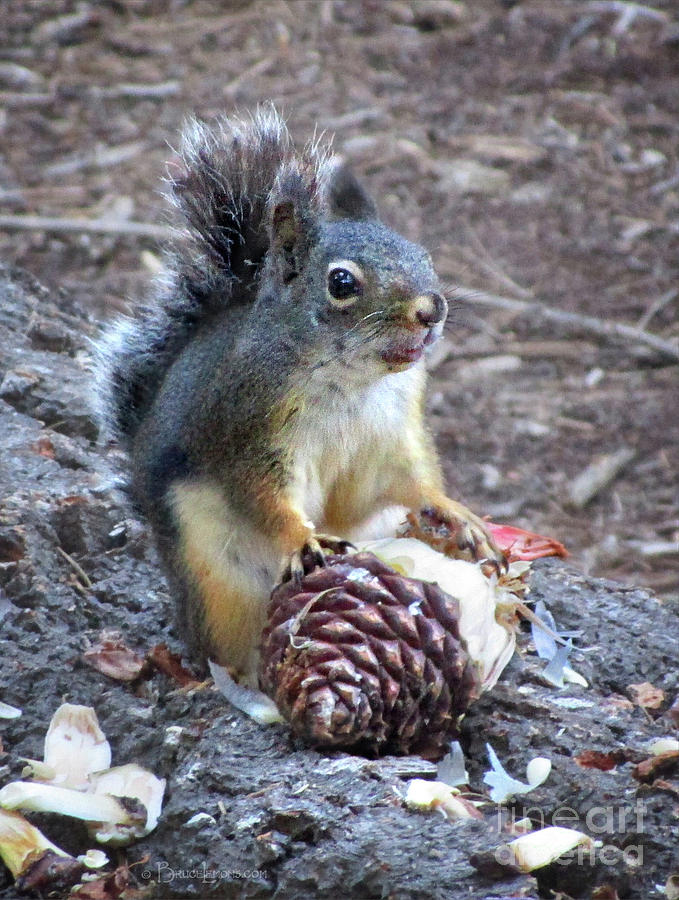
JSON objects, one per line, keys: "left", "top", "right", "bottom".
{"left": 287, "top": 364, "right": 424, "bottom": 532}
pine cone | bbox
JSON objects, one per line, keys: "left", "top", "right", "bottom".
{"left": 259, "top": 551, "right": 480, "bottom": 758}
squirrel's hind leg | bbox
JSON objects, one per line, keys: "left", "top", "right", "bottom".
{"left": 168, "top": 480, "right": 279, "bottom": 682}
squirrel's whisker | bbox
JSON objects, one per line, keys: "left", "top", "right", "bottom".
{"left": 345, "top": 308, "right": 387, "bottom": 336}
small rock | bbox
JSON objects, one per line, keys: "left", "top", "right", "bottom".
{"left": 0, "top": 369, "right": 41, "bottom": 409}
{"left": 254, "top": 830, "right": 290, "bottom": 865}
{"left": 0, "top": 527, "right": 26, "bottom": 563}
{"left": 163, "top": 725, "right": 184, "bottom": 747}
{"left": 27, "top": 318, "right": 76, "bottom": 353}
{"left": 434, "top": 159, "right": 510, "bottom": 196}
{"left": 450, "top": 134, "right": 547, "bottom": 165}
{"left": 511, "top": 182, "right": 552, "bottom": 204}
{"left": 0, "top": 62, "right": 45, "bottom": 90}
{"left": 456, "top": 355, "right": 522, "bottom": 383}
{"left": 514, "top": 420, "right": 551, "bottom": 437}
{"left": 185, "top": 812, "right": 217, "bottom": 829}
{"left": 51, "top": 496, "right": 115, "bottom": 556}
{"left": 412, "top": 1, "right": 466, "bottom": 30}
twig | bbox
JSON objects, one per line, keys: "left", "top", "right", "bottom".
{"left": 223, "top": 57, "right": 274, "bottom": 97}
{"left": 56, "top": 546, "right": 92, "bottom": 589}
{"left": 458, "top": 339, "right": 599, "bottom": 361}
{"left": 44, "top": 141, "right": 148, "bottom": 177}
{"left": 568, "top": 447, "right": 636, "bottom": 509}
{"left": 650, "top": 167, "right": 679, "bottom": 197}
{"left": 126, "top": 11, "right": 247, "bottom": 38}
{"left": 636, "top": 289, "right": 678, "bottom": 331}
{"left": 89, "top": 81, "right": 180, "bottom": 101}
{"left": 33, "top": 7, "right": 98, "bottom": 44}
{"left": 454, "top": 285, "right": 679, "bottom": 363}
{"left": 462, "top": 229, "right": 534, "bottom": 299}
{"left": 558, "top": 14, "right": 597, "bottom": 55}
{"left": 585, "top": 1, "right": 668, "bottom": 35}
{"left": 626, "top": 540, "right": 679, "bottom": 557}
{"left": 323, "top": 107, "right": 385, "bottom": 130}
{"left": 3, "top": 184, "right": 89, "bottom": 203}
{"left": 0, "top": 91, "right": 54, "bottom": 108}
{"left": 0, "top": 214, "right": 171, "bottom": 240}
{"left": 372, "top": 758, "right": 438, "bottom": 780}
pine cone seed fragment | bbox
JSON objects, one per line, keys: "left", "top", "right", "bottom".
{"left": 259, "top": 552, "right": 480, "bottom": 757}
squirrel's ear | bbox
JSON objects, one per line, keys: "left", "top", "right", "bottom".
{"left": 325, "top": 163, "right": 378, "bottom": 221}
{"left": 271, "top": 201, "right": 299, "bottom": 253}
{"left": 269, "top": 172, "right": 319, "bottom": 281}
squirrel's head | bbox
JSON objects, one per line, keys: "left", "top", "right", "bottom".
{"left": 265, "top": 161, "right": 447, "bottom": 378}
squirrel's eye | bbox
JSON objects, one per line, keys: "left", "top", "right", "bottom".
{"left": 327, "top": 267, "right": 360, "bottom": 305}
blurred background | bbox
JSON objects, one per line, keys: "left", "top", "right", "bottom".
{"left": 1, "top": 0, "right": 677, "bottom": 599}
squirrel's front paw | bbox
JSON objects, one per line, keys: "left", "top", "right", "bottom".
{"left": 280, "top": 534, "right": 356, "bottom": 584}
{"left": 415, "top": 503, "right": 507, "bottom": 572}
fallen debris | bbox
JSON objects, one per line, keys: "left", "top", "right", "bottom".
{"left": 0, "top": 702, "right": 166, "bottom": 885}
{"left": 497, "top": 826, "right": 594, "bottom": 873}
{"left": 568, "top": 447, "right": 637, "bottom": 509}
{"left": 0, "top": 703, "right": 21, "bottom": 720}
{"left": 436, "top": 741, "right": 469, "bottom": 787}
{"left": 0, "top": 809, "right": 83, "bottom": 892}
{"left": 483, "top": 744, "right": 552, "bottom": 804}
{"left": 147, "top": 643, "right": 200, "bottom": 688}
{"left": 632, "top": 750, "right": 679, "bottom": 783}
{"left": 208, "top": 660, "right": 282, "bottom": 725}
{"left": 627, "top": 681, "right": 665, "bottom": 710}
{"left": 404, "top": 779, "right": 483, "bottom": 821}
{"left": 83, "top": 632, "right": 147, "bottom": 683}
{"left": 22, "top": 703, "right": 111, "bottom": 789}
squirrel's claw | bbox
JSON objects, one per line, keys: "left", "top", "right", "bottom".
{"left": 419, "top": 504, "right": 508, "bottom": 574}
{"left": 314, "top": 534, "right": 357, "bottom": 556}
{"left": 280, "top": 544, "right": 322, "bottom": 585}
{"left": 280, "top": 534, "right": 356, "bottom": 585}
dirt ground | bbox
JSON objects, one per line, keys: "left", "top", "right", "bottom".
{"left": 1, "top": 0, "right": 677, "bottom": 600}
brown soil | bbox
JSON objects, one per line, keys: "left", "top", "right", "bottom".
{"left": 1, "top": 0, "right": 677, "bottom": 600}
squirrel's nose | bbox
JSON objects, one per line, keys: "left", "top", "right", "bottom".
{"left": 413, "top": 291, "right": 447, "bottom": 327}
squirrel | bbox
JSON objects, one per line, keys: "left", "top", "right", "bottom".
{"left": 96, "top": 106, "right": 504, "bottom": 682}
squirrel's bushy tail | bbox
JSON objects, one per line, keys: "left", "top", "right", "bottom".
{"left": 95, "top": 105, "right": 334, "bottom": 446}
